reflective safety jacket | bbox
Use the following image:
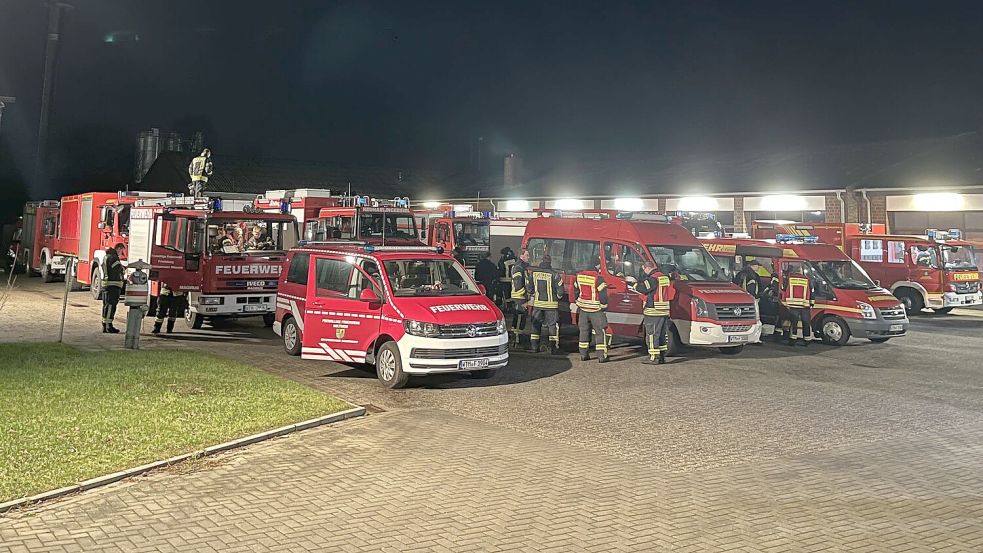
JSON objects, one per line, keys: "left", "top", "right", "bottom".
{"left": 781, "top": 273, "right": 812, "bottom": 308}
{"left": 510, "top": 259, "right": 530, "bottom": 300}
{"left": 734, "top": 268, "right": 761, "bottom": 298}
{"left": 573, "top": 270, "right": 608, "bottom": 312}
{"left": 526, "top": 264, "right": 564, "bottom": 308}
{"left": 104, "top": 252, "right": 124, "bottom": 289}
{"left": 189, "top": 155, "right": 213, "bottom": 182}
{"left": 639, "top": 269, "right": 671, "bottom": 317}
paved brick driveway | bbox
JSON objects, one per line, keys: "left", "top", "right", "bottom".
{"left": 3, "top": 279, "right": 983, "bottom": 551}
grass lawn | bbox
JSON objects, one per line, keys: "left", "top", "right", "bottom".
{"left": 0, "top": 343, "right": 351, "bottom": 503}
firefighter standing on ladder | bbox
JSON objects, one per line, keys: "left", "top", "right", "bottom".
{"left": 526, "top": 254, "right": 564, "bottom": 355}
{"left": 507, "top": 249, "right": 531, "bottom": 349}
{"left": 152, "top": 283, "right": 186, "bottom": 334}
{"left": 781, "top": 266, "right": 815, "bottom": 346}
{"left": 638, "top": 261, "right": 672, "bottom": 364}
{"left": 188, "top": 148, "right": 213, "bottom": 197}
{"left": 101, "top": 245, "right": 125, "bottom": 333}
{"left": 573, "top": 257, "right": 611, "bottom": 363}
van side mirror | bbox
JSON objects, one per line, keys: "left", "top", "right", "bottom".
{"left": 359, "top": 288, "right": 381, "bottom": 303}
{"left": 97, "top": 222, "right": 106, "bottom": 230}
{"left": 477, "top": 283, "right": 487, "bottom": 295}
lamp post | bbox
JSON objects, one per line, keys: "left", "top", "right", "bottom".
{"left": 0, "top": 96, "right": 14, "bottom": 137}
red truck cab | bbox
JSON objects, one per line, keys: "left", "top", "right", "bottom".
{"left": 313, "top": 196, "right": 422, "bottom": 246}
{"left": 274, "top": 244, "right": 508, "bottom": 388}
{"left": 415, "top": 205, "right": 492, "bottom": 271}
{"left": 521, "top": 211, "right": 761, "bottom": 355}
{"left": 15, "top": 200, "right": 60, "bottom": 277}
{"left": 255, "top": 188, "right": 338, "bottom": 239}
{"left": 704, "top": 236, "right": 908, "bottom": 345}
{"left": 752, "top": 222, "right": 981, "bottom": 314}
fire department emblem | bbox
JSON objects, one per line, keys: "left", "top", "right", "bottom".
{"left": 335, "top": 328, "right": 346, "bottom": 339}
{"left": 733, "top": 307, "right": 743, "bottom": 317}
{"left": 467, "top": 325, "right": 478, "bottom": 338}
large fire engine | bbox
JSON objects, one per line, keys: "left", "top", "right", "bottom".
{"left": 14, "top": 200, "right": 60, "bottom": 278}
{"left": 127, "top": 194, "right": 298, "bottom": 328}
{"left": 254, "top": 188, "right": 338, "bottom": 239}
{"left": 415, "top": 204, "right": 492, "bottom": 270}
{"left": 521, "top": 210, "right": 761, "bottom": 354}
{"left": 703, "top": 235, "right": 908, "bottom": 345}
{"left": 313, "top": 195, "right": 421, "bottom": 246}
{"left": 751, "top": 221, "right": 981, "bottom": 314}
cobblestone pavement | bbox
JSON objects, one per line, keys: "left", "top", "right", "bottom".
{"left": 3, "top": 279, "right": 983, "bottom": 551}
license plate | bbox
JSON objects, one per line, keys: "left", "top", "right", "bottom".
{"left": 459, "top": 358, "right": 489, "bottom": 369}
{"left": 727, "top": 335, "right": 749, "bottom": 343}
{"left": 243, "top": 304, "right": 265, "bottom": 312}
{"left": 889, "top": 324, "right": 904, "bottom": 332}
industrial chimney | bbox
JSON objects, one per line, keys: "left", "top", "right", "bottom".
{"left": 504, "top": 153, "right": 522, "bottom": 188}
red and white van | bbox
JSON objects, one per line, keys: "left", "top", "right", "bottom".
{"left": 274, "top": 244, "right": 508, "bottom": 388}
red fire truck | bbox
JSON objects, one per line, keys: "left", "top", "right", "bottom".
{"left": 127, "top": 195, "right": 297, "bottom": 328}
{"left": 415, "top": 204, "right": 492, "bottom": 271}
{"left": 703, "top": 235, "right": 908, "bottom": 344}
{"left": 14, "top": 200, "right": 60, "bottom": 278}
{"left": 751, "top": 222, "right": 981, "bottom": 314}
{"left": 254, "top": 188, "right": 338, "bottom": 239}
{"left": 313, "top": 195, "right": 421, "bottom": 246}
{"left": 521, "top": 211, "right": 760, "bottom": 354}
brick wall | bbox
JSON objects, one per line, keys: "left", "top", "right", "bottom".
{"left": 868, "top": 193, "right": 887, "bottom": 225}
{"left": 658, "top": 198, "right": 667, "bottom": 212}
{"left": 824, "top": 193, "right": 841, "bottom": 223}
{"left": 733, "top": 197, "right": 746, "bottom": 232}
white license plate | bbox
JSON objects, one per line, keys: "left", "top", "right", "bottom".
{"left": 889, "top": 324, "right": 904, "bottom": 332}
{"left": 459, "top": 358, "right": 489, "bottom": 369}
{"left": 727, "top": 335, "right": 749, "bottom": 343}
{"left": 243, "top": 305, "right": 265, "bottom": 312}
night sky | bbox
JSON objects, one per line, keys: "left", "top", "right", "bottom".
{"left": 2, "top": 0, "right": 983, "bottom": 220}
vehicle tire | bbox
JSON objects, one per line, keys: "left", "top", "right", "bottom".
{"left": 896, "top": 289, "right": 924, "bottom": 315}
{"left": 282, "top": 316, "right": 302, "bottom": 356}
{"left": 185, "top": 308, "right": 204, "bottom": 329}
{"left": 90, "top": 266, "right": 103, "bottom": 300}
{"left": 376, "top": 341, "right": 409, "bottom": 389}
{"left": 468, "top": 368, "right": 497, "bottom": 379}
{"left": 869, "top": 337, "right": 890, "bottom": 343}
{"left": 718, "top": 345, "right": 744, "bottom": 355}
{"left": 41, "top": 255, "right": 55, "bottom": 283}
{"left": 932, "top": 307, "right": 954, "bottom": 315}
{"left": 666, "top": 321, "right": 684, "bottom": 357}
{"left": 819, "top": 316, "right": 850, "bottom": 346}
{"left": 262, "top": 312, "right": 276, "bottom": 327}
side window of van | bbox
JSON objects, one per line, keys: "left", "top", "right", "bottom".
{"left": 568, "top": 240, "right": 600, "bottom": 272}
{"left": 286, "top": 253, "right": 310, "bottom": 285}
{"left": 527, "top": 238, "right": 565, "bottom": 266}
{"left": 604, "top": 243, "right": 645, "bottom": 280}
{"left": 315, "top": 257, "right": 353, "bottom": 297}
{"left": 350, "top": 260, "right": 382, "bottom": 299}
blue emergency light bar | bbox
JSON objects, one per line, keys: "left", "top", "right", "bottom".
{"left": 363, "top": 245, "right": 444, "bottom": 254}
{"left": 212, "top": 198, "right": 222, "bottom": 211}
{"left": 775, "top": 234, "right": 819, "bottom": 244}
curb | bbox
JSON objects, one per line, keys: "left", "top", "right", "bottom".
{"left": 0, "top": 405, "right": 366, "bottom": 514}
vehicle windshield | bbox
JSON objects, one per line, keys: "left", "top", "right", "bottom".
{"left": 117, "top": 206, "right": 130, "bottom": 234}
{"left": 359, "top": 213, "right": 417, "bottom": 240}
{"left": 454, "top": 221, "right": 490, "bottom": 247}
{"left": 207, "top": 219, "right": 288, "bottom": 255}
{"left": 383, "top": 258, "right": 481, "bottom": 296}
{"left": 810, "top": 260, "right": 878, "bottom": 290}
{"left": 942, "top": 245, "right": 978, "bottom": 270}
{"left": 647, "top": 245, "right": 729, "bottom": 281}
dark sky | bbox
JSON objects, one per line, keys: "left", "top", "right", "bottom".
{"left": 2, "top": 0, "right": 983, "bottom": 211}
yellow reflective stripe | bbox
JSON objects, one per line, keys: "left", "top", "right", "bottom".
{"left": 596, "top": 282, "right": 607, "bottom": 291}
{"left": 812, "top": 303, "right": 862, "bottom": 314}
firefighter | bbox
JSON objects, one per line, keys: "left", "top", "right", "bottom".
{"left": 763, "top": 271, "right": 783, "bottom": 338}
{"left": 573, "top": 258, "right": 610, "bottom": 362}
{"left": 245, "top": 225, "right": 273, "bottom": 250}
{"left": 781, "top": 267, "right": 815, "bottom": 346}
{"left": 496, "top": 247, "right": 516, "bottom": 306}
{"left": 638, "top": 261, "right": 671, "bottom": 364}
{"left": 220, "top": 225, "right": 242, "bottom": 252}
{"left": 508, "top": 249, "right": 531, "bottom": 349}
{"left": 101, "top": 244, "right": 125, "bottom": 334}
{"left": 734, "top": 259, "right": 764, "bottom": 344}
{"left": 474, "top": 251, "right": 498, "bottom": 301}
{"left": 188, "top": 148, "right": 213, "bottom": 197}
{"left": 526, "top": 254, "right": 564, "bottom": 354}
{"left": 152, "top": 282, "right": 186, "bottom": 334}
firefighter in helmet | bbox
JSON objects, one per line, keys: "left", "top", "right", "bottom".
{"left": 734, "top": 258, "right": 764, "bottom": 344}
{"left": 245, "top": 224, "right": 273, "bottom": 250}
{"left": 152, "top": 282, "right": 186, "bottom": 334}
{"left": 101, "top": 244, "right": 126, "bottom": 333}
{"left": 573, "top": 256, "right": 611, "bottom": 362}
{"left": 780, "top": 264, "right": 815, "bottom": 346}
{"left": 526, "top": 254, "right": 564, "bottom": 354}
{"left": 188, "top": 148, "right": 213, "bottom": 197}
{"left": 507, "top": 249, "right": 531, "bottom": 349}
{"left": 638, "top": 260, "right": 672, "bottom": 364}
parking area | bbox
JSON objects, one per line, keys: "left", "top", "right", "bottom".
{"left": 3, "top": 278, "right": 983, "bottom": 551}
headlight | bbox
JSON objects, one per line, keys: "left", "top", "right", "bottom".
{"left": 948, "top": 283, "right": 958, "bottom": 292}
{"left": 404, "top": 319, "right": 440, "bottom": 337}
{"left": 200, "top": 296, "right": 224, "bottom": 305}
{"left": 692, "top": 297, "right": 710, "bottom": 318}
{"left": 496, "top": 318, "right": 506, "bottom": 334}
{"left": 857, "top": 301, "right": 876, "bottom": 320}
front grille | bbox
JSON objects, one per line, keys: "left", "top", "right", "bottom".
{"left": 438, "top": 322, "right": 500, "bottom": 339}
{"left": 715, "top": 303, "right": 756, "bottom": 320}
{"left": 410, "top": 344, "right": 508, "bottom": 359}
{"left": 722, "top": 324, "right": 753, "bottom": 333}
{"left": 879, "top": 306, "right": 907, "bottom": 321}
{"left": 954, "top": 281, "right": 980, "bottom": 294}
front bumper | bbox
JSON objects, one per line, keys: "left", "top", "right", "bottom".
{"left": 936, "top": 291, "right": 983, "bottom": 308}
{"left": 674, "top": 320, "right": 762, "bottom": 347}
{"left": 397, "top": 333, "right": 509, "bottom": 374}
{"left": 188, "top": 292, "right": 276, "bottom": 317}
{"left": 844, "top": 316, "right": 908, "bottom": 339}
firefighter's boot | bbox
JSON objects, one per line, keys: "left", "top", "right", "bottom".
{"left": 657, "top": 352, "right": 666, "bottom": 365}
{"left": 597, "top": 350, "right": 608, "bottom": 364}
{"left": 166, "top": 319, "right": 175, "bottom": 334}
{"left": 530, "top": 338, "right": 540, "bottom": 353}
{"left": 642, "top": 355, "right": 659, "bottom": 365}
{"left": 579, "top": 346, "right": 590, "bottom": 361}
{"left": 549, "top": 342, "right": 563, "bottom": 355}
{"left": 105, "top": 324, "right": 120, "bottom": 334}
{"left": 152, "top": 321, "right": 162, "bottom": 334}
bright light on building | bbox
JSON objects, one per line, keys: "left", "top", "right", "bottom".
{"left": 760, "top": 194, "right": 807, "bottom": 211}
{"left": 452, "top": 204, "right": 473, "bottom": 213}
{"left": 555, "top": 198, "right": 585, "bottom": 210}
{"left": 677, "top": 196, "right": 719, "bottom": 211}
{"left": 502, "top": 199, "right": 531, "bottom": 211}
{"left": 421, "top": 201, "right": 442, "bottom": 209}
{"left": 913, "top": 192, "right": 964, "bottom": 211}
{"left": 613, "top": 197, "right": 644, "bottom": 211}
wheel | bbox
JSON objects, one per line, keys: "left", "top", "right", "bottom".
{"left": 718, "top": 345, "right": 744, "bottom": 355}
{"left": 896, "top": 289, "right": 924, "bottom": 315}
{"left": 90, "top": 266, "right": 103, "bottom": 299}
{"left": 262, "top": 312, "right": 276, "bottom": 327}
{"left": 185, "top": 308, "right": 204, "bottom": 329}
{"left": 666, "top": 321, "right": 684, "bottom": 357}
{"left": 376, "top": 341, "right": 409, "bottom": 389}
{"left": 869, "top": 337, "right": 890, "bottom": 343}
{"left": 468, "top": 368, "right": 498, "bottom": 379}
{"left": 932, "top": 307, "right": 954, "bottom": 315}
{"left": 41, "top": 256, "right": 55, "bottom": 283}
{"left": 819, "top": 316, "right": 850, "bottom": 346}
{"left": 282, "top": 316, "right": 302, "bottom": 356}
